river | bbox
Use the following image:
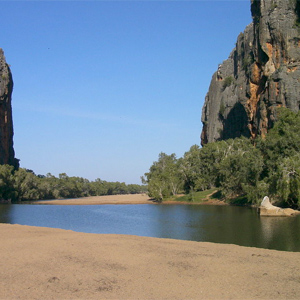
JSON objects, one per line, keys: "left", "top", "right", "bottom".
{"left": 0, "top": 203, "right": 299, "bottom": 251}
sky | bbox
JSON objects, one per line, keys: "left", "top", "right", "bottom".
{"left": 0, "top": 0, "right": 252, "bottom": 184}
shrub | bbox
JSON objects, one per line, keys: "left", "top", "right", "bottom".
{"left": 222, "top": 76, "right": 234, "bottom": 90}
{"left": 219, "top": 100, "right": 226, "bottom": 118}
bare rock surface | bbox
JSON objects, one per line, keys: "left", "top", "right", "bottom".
{"left": 201, "top": 0, "right": 300, "bottom": 144}
{"left": 0, "top": 48, "right": 18, "bottom": 167}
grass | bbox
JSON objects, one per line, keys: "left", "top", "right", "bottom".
{"left": 164, "top": 189, "right": 219, "bottom": 203}
{"left": 163, "top": 190, "right": 254, "bottom": 206}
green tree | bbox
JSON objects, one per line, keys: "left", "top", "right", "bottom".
{"left": 268, "top": 154, "right": 300, "bottom": 208}
{"left": 181, "top": 141, "right": 229, "bottom": 194}
{"left": 0, "top": 165, "right": 16, "bottom": 201}
{"left": 14, "top": 168, "right": 41, "bottom": 201}
{"left": 218, "top": 138, "right": 263, "bottom": 203}
{"left": 258, "top": 108, "right": 300, "bottom": 207}
{"left": 259, "top": 108, "right": 300, "bottom": 175}
{"left": 142, "top": 152, "right": 183, "bottom": 201}
{"left": 181, "top": 145, "right": 202, "bottom": 193}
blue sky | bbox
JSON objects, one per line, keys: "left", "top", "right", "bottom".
{"left": 1, "top": 0, "right": 251, "bottom": 184}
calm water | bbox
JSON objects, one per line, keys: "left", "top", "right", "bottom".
{"left": 0, "top": 203, "right": 300, "bottom": 252}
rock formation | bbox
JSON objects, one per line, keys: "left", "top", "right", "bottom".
{"left": 259, "top": 196, "right": 300, "bottom": 216}
{"left": 0, "top": 49, "right": 18, "bottom": 168}
{"left": 201, "top": 0, "right": 300, "bottom": 144}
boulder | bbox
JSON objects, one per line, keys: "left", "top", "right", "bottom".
{"left": 259, "top": 196, "right": 300, "bottom": 217}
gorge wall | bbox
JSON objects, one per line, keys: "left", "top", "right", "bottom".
{"left": 201, "top": 0, "right": 300, "bottom": 144}
{"left": 0, "top": 49, "right": 18, "bottom": 168}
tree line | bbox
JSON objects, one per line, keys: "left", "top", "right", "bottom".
{"left": 142, "top": 108, "right": 300, "bottom": 209}
{"left": 0, "top": 168, "right": 147, "bottom": 202}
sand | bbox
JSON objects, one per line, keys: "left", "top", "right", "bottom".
{"left": 1, "top": 223, "right": 300, "bottom": 299}
{"left": 37, "top": 194, "right": 154, "bottom": 205}
{"left": 36, "top": 193, "right": 225, "bottom": 206}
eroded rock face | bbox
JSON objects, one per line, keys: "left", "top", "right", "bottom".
{"left": 0, "top": 49, "right": 18, "bottom": 168}
{"left": 201, "top": 0, "right": 300, "bottom": 144}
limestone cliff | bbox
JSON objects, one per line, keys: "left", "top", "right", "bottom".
{"left": 201, "top": 0, "right": 300, "bottom": 144}
{"left": 0, "top": 49, "right": 18, "bottom": 168}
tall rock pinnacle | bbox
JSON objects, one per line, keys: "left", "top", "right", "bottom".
{"left": 0, "top": 49, "right": 18, "bottom": 168}
{"left": 201, "top": 0, "right": 300, "bottom": 145}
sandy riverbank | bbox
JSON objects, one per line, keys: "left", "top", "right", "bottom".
{"left": 37, "top": 193, "right": 154, "bottom": 205}
{"left": 36, "top": 193, "right": 225, "bottom": 206}
{"left": 1, "top": 223, "right": 300, "bottom": 299}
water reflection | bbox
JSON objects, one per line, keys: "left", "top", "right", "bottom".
{"left": 260, "top": 216, "right": 300, "bottom": 251}
{"left": 151, "top": 205, "right": 207, "bottom": 240}
{"left": 0, "top": 203, "right": 299, "bottom": 251}
{"left": 0, "top": 204, "right": 12, "bottom": 223}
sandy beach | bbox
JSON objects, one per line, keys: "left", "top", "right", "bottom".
{"left": 1, "top": 223, "right": 300, "bottom": 299}
{"left": 36, "top": 193, "right": 224, "bottom": 206}
{"left": 37, "top": 194, "right": 154, "bottom": 205}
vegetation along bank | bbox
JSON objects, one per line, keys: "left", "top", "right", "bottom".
{"left": 143, "top": 108, "right": 300, "bottom": 210}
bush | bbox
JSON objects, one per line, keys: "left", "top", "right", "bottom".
{"left": 222, "top": 76, "right": 234, "bottom": 90}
